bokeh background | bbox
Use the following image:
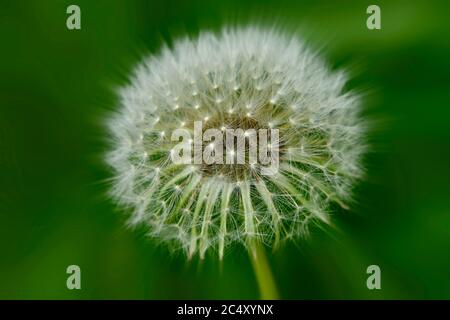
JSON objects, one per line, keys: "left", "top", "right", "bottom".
{"left": 1, "top": 0, "right": 450, "bottom": 299}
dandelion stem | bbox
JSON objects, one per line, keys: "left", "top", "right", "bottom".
{"left": 248, "top": 242, "right": 279, "bottom": 300}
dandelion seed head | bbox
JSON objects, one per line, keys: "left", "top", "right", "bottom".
{"left": 107, "top": 26, "right": 366, "bottom": 259}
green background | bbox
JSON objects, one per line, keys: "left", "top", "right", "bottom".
{"left": 1, "top": 0, "right": 450, "bottom": 299}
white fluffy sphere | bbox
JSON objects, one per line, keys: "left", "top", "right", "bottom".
{"left": 107, "top": 27, "right": 366, "bottom": 258}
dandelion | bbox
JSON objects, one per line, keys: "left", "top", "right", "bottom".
{"left": 107, "top": 26, "right": 366, "bottom": 299}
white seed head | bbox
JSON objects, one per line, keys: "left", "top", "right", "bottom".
{"left": 106, "top": 26, "right": 366, "bottom": 259}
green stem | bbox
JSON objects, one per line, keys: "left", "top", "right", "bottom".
{"left": 248, "top": 242, "right": 279, "bottom": 300}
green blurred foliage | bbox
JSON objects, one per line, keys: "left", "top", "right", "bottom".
{"left": 1, "top": 0, "right": 450, "bottom": 299}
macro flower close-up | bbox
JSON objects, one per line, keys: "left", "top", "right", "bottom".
{"left": 2, "top": 0, "right": 450, "bottom": 306}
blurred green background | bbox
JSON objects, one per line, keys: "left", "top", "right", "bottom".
{"left": 1, "top": 0, "right": 450, "bottom": 299}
